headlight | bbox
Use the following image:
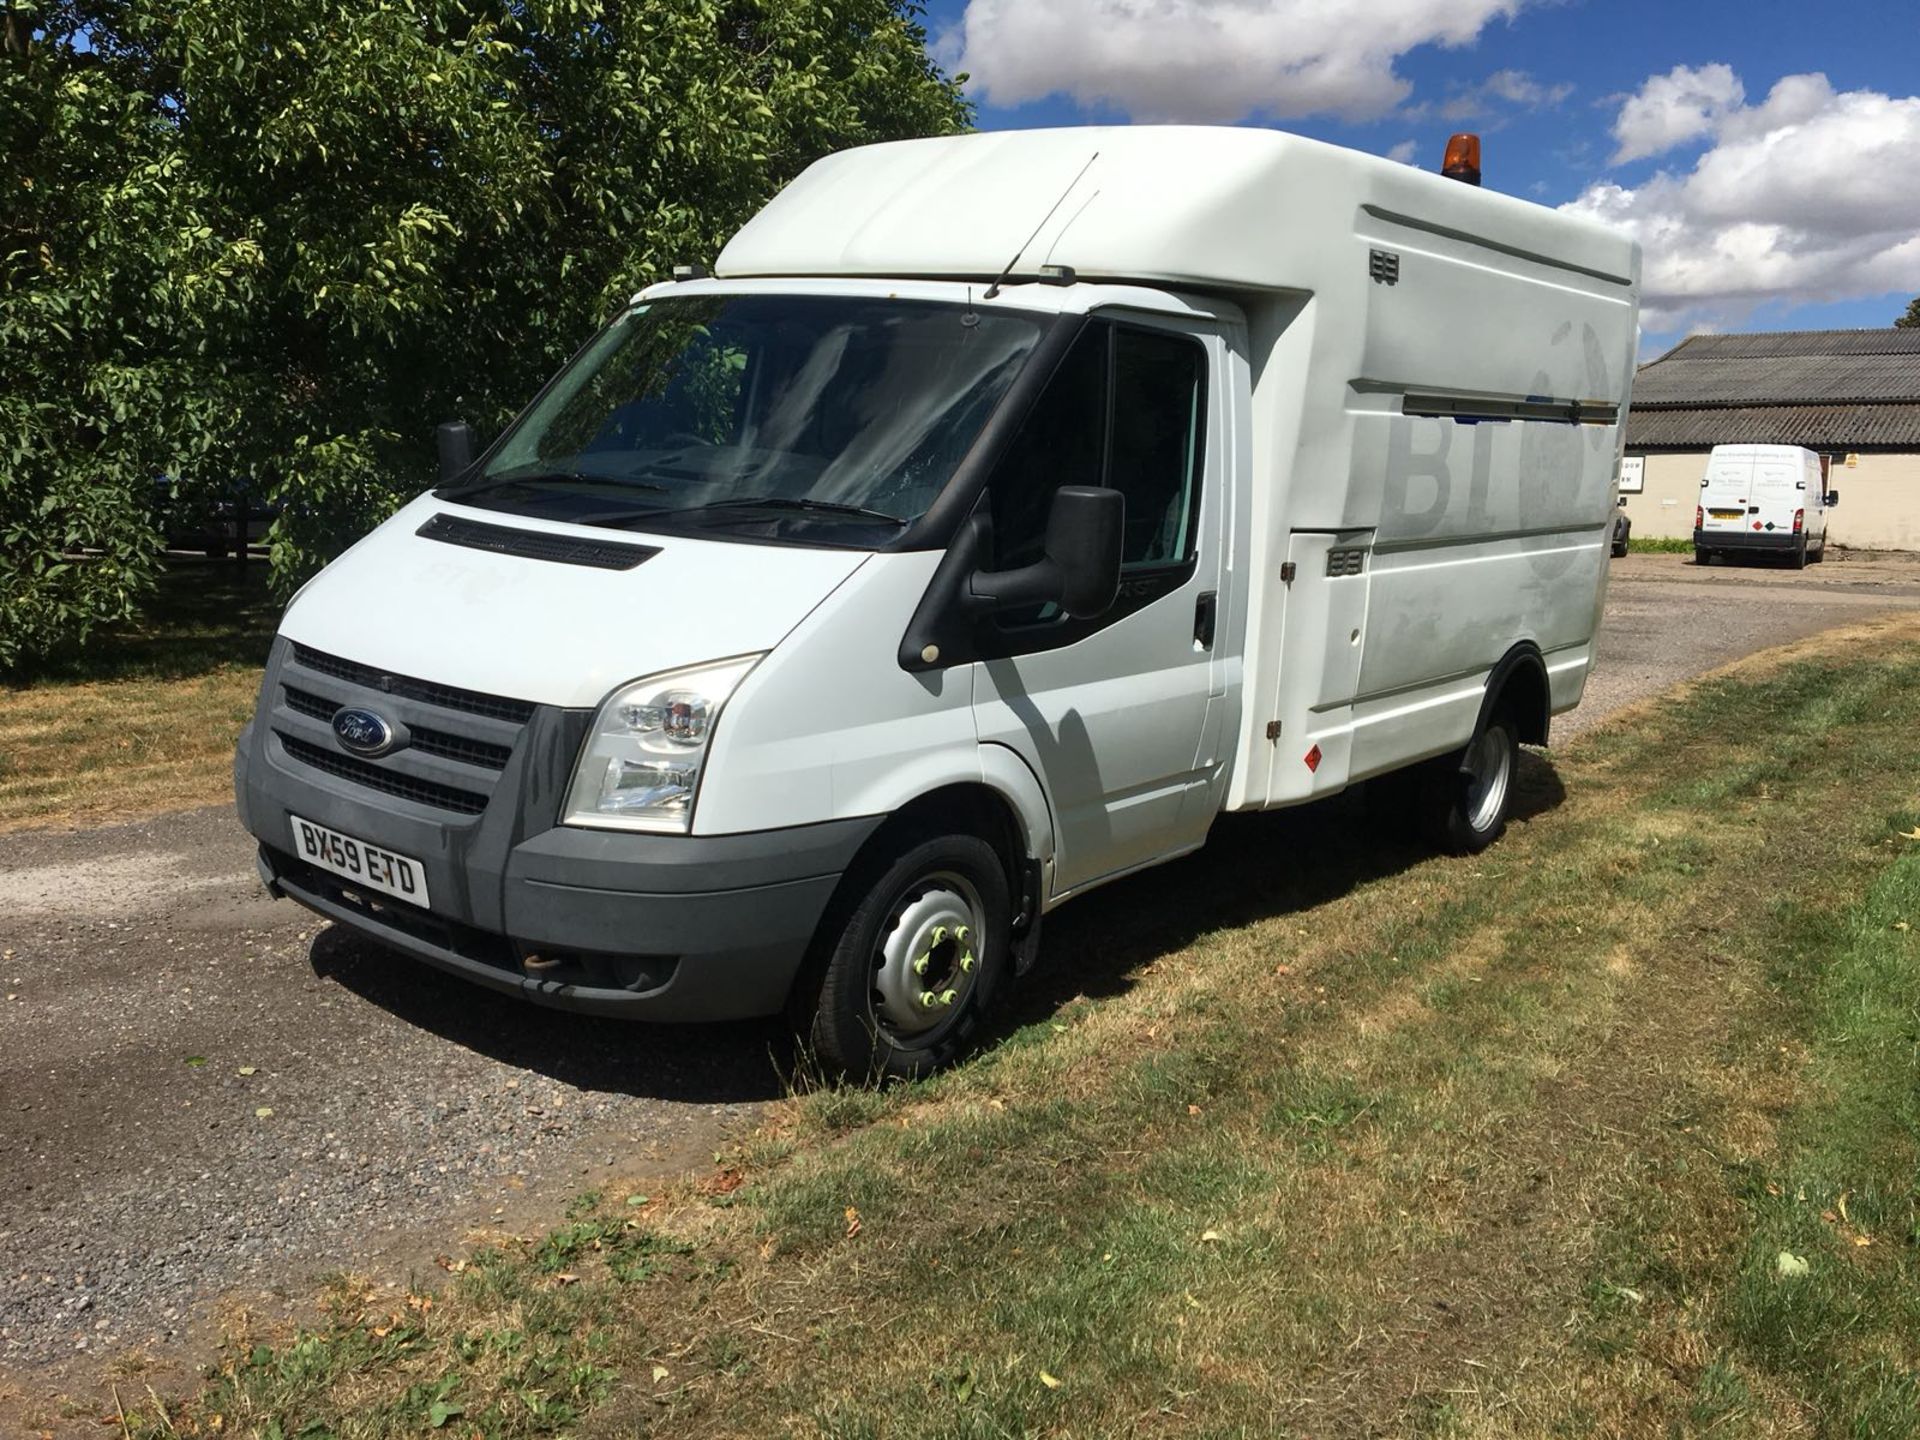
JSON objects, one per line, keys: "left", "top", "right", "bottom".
{"left": 562, "top": 655, "right": 762, "bottom": 832}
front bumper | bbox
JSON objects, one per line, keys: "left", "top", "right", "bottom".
{"left": 1694, "top": 527, "right": 1802, "bottom": 552}
{"left": 234, "top": 639, "right": 877, "bottom": 1020}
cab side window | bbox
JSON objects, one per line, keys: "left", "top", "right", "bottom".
{"left": 985, "top": 319, "right": 1206, "bottom": 577}
{"left": 987, "top": 324, "right": 1108, "bottom": 572}
{"left": 1110, "top": 326, "right": 1205, "bottom": 570}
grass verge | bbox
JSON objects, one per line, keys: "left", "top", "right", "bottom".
{"left": 1625, "top": 535, "right": 1694, "bottom": 554}
{"left": 67, "top": 613, "right": 1920, "bottom": 1439}
{"left": 0, "top": 561, "right": 276, "bottom": 831}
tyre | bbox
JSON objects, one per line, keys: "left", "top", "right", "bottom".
{"left": 1418, "top": 710, "right": 1519, "bottom": 855}
{"left": 803, "top": 832, "right": 1011, "bottom": 1081}
{"left": 1695, "top": 546, "right": 1711, "bottom": 566}
{"left": 1790, "top": 536, "right": 1807, "bottom": 570}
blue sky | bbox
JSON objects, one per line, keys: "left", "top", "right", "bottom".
{"left": 917, "top": 0, "right": 1920, "bottom": 354}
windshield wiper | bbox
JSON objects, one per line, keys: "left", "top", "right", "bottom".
{"left": 690, "top": 496, "right": 909, "bottom": 527}
{"left": 443, "top": 468, "right": 668, "bottom": 501}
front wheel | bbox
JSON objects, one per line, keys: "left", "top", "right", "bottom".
{"left": 1420, "top": 712, "right": 1519, "bottom": 855}
{"left": 804, "top": 833, "right": 1011, "bottom": 1081}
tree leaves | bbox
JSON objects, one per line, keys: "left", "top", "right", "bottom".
{"left": 1, "top": 1, "right": 968, "bottom": 663}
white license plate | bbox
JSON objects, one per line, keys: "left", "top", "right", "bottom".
{"left": 289, "top": 814, "right": 432, "bottom": 908}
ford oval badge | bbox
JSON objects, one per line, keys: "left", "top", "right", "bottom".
{"left": 332, "top": 706, "right": 396, "bottom": 757}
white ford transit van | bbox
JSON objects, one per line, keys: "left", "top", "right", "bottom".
{"left": 233, "top": 127, "right": 1641, "bottom": 1076}
{"left": 1694, "top": 443, "right": 1838, "bottom": 568}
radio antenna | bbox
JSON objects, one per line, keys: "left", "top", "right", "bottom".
{"left": 983, "top": 151, "right": 1099, "bottom": 300}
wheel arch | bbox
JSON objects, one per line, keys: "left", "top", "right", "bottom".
{"left": 788, "top": 768, "right": 1053, "bottom": 1014}
{"left": 1479, "top": 642, "right": 1550, "bottom": 747}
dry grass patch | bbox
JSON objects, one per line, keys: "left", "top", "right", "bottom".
{"left": 0, "top": 668, "right": 262, "bottom": 830}
{"left": 0, "top": 562, "right": 276, "bottom": 831}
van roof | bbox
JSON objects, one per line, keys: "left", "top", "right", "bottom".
{"left": 716, "top": 126, "right": 1640, "bottom": 296}
{"left": 1708, "top": 444, "right": 1820, "bottom": 459}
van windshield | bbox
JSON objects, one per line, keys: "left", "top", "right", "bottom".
{"left": 442, "top": 294, "right": 1047, "bottom": 545}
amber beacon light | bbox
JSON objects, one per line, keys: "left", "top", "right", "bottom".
{"left": 1442, "top": 132, "right": 1482, "bottom": 186}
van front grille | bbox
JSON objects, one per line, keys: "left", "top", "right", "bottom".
{"left": 289, "top": 644, "right": 536, "bottom": 725}
{"left": 271, "top": 644, "right": 534, "bottom": 815}
{"left": 281, "top": 685, "right": 514, "bottom": 771}
{"left": 275, "top": 732, "right": 491, "bottom": 815}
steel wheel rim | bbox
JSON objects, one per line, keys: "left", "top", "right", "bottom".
{"left": 1464, "top": 727, "right": 1513, "bottom": 834}
{"left": 871, "top": 870, "right": 985, "bottom": 1042}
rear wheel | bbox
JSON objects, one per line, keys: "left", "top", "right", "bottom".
{"left": 1790, "top": 535, "right": 1808, "bottom": 570}
{"left": 803, "top": 833, "right": 1011, "bottom": 1082}
{"left": 1419, "top": 710, "right": 1520, "bottom": 855}
{"left": 1695, "top": 547, "right": 1711, "bottom": 566}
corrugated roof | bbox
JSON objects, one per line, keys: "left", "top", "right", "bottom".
{"left": 1632, "top": 353, "right": 1920, "bottom": 406}
{"left": 1628, "top": 403, "right": 1920, "bottom": 449}
{"left": 1626, "top": 328, "right": 1920, "bottom": 448}
{"left": 1650, "top": 329, "right": 1920, "bottom": 360}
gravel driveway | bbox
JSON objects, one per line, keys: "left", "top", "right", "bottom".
{"left": 0, "top": 813, "right": 782, "bottom": 1385}
{"left": 5, "top": 547, "right": 1920, "bottom": 1409}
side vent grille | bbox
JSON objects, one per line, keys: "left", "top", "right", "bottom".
{"left": 1326, "top": 548, "right": 1367, "bottom": 577}
{"left": 418, "top": 513, "right": 660, "bottom": 571}
{"left": 1368, "top": 249, "right": 1400, "bottom": 285}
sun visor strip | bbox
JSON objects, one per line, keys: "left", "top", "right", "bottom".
{"left": 417, "top": 512, "right": 661, "bottom": 571}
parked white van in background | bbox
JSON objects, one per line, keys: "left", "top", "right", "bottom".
{"left": 232, "top": 127, "right": 1641, "bottom": 1076}
{"left": 1694, "top": 443, "right": 1838, "bottom": 568}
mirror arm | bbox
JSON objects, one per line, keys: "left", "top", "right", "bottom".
{"left": 969, "top": 558, "right": 1063, "bottom": 609}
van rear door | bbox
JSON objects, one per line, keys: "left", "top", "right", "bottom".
{"left": 1699, "top": 452, "right": 1753, "bottom": 537}
{"left": 1749, "top": 453, "right": 1803, "bottom": 539}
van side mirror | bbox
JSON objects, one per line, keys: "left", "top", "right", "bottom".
{"left": 1825, "top": 489, "right": 1840, "bottom": 507}
{"left": 895, "top": 487, "right": 1125, "bottom": 672}
{"left": 970, "top": 487, "right": 1123, "bottom": 619}
{"left": 436, "top": 421, "right": 475, "bottom": 482}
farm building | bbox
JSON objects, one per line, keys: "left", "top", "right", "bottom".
{"left": 1621, "top": 328, "right": 1920, "bottom": 550}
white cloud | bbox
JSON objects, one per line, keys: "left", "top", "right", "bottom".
{"left": 951, "top": 0, "right": 1528, "bottom": 124}
{"left": 1387, "top": 140, "right": 1420, "bottom": 164}
{"left": 1609, "top": 63, "right": 1744, "bottom": 163}
{"left": 1563, "top": 71, "right": 1920, "bottom": 332}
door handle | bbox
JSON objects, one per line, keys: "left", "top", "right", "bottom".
{"left": 1193, "top": 590, "right": 1217, "bottom": 650}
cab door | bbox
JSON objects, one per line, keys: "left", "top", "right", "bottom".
{"left": 971, "top": 312, "right": 1232, "bottom": 896}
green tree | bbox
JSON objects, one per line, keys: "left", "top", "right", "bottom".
{"left": 1, "top": 0, "right": 967, "bottom": 667}
{"left": 1896, "top": 296, "right": 1920, "bottom": 328}
{"left": 2, "top": 3, "right": 262, "bottom": 666}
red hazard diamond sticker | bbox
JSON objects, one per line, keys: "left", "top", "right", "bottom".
{"left": 1303, "top": 744, "right": 1322, "bottom": 772}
